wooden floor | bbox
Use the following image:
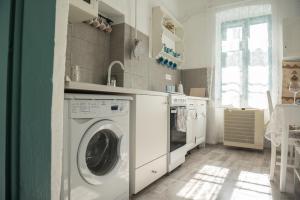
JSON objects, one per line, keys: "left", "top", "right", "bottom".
{"left": 132, "top": 145, "right": 295, "bottom": 200}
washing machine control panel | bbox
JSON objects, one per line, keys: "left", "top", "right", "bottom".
{"left": 70, "top": 100, "right": 129, "bottom": 118}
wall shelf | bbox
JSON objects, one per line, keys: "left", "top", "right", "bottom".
{"left": 162, "top": 26, "right": 182, "bottom": 42}
{"left": 152, "top": 6, "right": 184, "bottom": 69}
{"left": 158, "top": 51, "right": 183, "bottom": 63}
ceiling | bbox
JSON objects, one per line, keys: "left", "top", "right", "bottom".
{"left": 172, "top": 0, "right": 248, "bottom": 21}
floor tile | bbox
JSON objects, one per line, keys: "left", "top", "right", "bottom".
{"left": 131, "top": 145, "right": 296, "bottom": 200}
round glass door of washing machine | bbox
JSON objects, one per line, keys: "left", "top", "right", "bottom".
{"left": 77, "top": 120, "right": 123, "bottom": 185}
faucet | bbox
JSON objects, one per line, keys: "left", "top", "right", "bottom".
{"left": 107, "top": 61, "right": 125, "bottom": 86}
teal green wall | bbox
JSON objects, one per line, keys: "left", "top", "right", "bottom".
{"left": 0, "top": 0, "right": 57, "bottom": 199}
{"left": 0, "top": 0, "right": 13, "bottom": 199}
{"left": 19, "top": 0, "right": 56, "bottom": 199}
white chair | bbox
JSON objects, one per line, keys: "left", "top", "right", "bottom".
{"left": 268, "top": 91, "right": 300, "bottom": 180}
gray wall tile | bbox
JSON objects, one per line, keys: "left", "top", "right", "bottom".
{"left": 181, "top": 68, "right": 208, "bottom": 95}
{"left": 65, "top": 22, "right": 182, "bottom": 92}
{"left": 66, "top": 23, "right": 110, "bottom": 85}
{"left": 122, "top": 23, "right": 181, "bottom": 92}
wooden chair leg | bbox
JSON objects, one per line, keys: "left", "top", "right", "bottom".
{"left": 270, "top": 143, "right": 276, "bottom": 181}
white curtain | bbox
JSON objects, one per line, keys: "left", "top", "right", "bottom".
{"left": 207, "top": 0, "right": 281, "bottom": 144}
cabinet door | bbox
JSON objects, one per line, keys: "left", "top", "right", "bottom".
{"left": 186, "top": 109, "right": 196, "bottom": 151}
{"left": 195, "top": 103, "right": 207, "bottom": 144}
{"left": 135, "top": 95, "right": 168, "bottom": 168}
{"left": 283, "top": 18, "right": 300, "bottom": 57}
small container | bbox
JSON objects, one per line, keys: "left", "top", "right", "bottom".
{"left": 172, "top": 63, "right": 177, "bottom": 70}
{"left": 156, "top": 56, "right": 164, "bottom": 64}
{"left": 171, "top": 85, "right": 176, "bottom": 93}
{"left": 71, "top": 65, "right": 81, "bottom": 82}
{"left": 163, "top": 59, "right": 169, "bottom": 66}
{"left": 166, "top": 85, "right": 171, "bottom": 93}
{"left": 178, "top": 81, "right": 184, "bottom": 94}
{"left": 110, "top": 79, "right": 116, "bottom": 87}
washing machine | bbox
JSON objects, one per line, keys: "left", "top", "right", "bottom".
{"left": 62, "top": 94, "right": 132, "bottom": 200}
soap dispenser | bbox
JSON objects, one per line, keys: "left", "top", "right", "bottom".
{"left": 178, "top": 81, "right": 184, "bottom": 94}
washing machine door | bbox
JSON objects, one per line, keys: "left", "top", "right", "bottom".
{"left": 77, "top": 120, "right": 124, "bottom": 185}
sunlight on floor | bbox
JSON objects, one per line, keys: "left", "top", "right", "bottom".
{"left": 176, "top": 165, "right": 229, "bottom": 200}
{"left": 231, "top": 171, "right": 272, "bottom": 200}
{"left": 176, "top": 166, "right": 273, "bottom": 200}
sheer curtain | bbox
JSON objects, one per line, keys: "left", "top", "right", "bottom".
{"left": 215, "top": 4, "right": 271, "bottom": 109}
{"left": 207, "top": 1, "right": 281, "bottom": 144}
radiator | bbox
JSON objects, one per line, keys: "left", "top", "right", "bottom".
{"left": 224, "top": 108, "right": 264, "bottom": 150}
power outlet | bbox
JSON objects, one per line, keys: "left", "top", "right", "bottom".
{"left": 165, "top": 74, "right": 172, "bottom": 81}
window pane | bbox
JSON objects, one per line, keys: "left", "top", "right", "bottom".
{"left": 248, "top": 23, "right": 268, "bottom": 51}
{"left": 225, "top": 51, "right": 243, "bottom": 67}
{"left": 248, "top": 21, "right": 270, "bottom": 108}
{"left": 222, "top": 26, "right": 242, "bottom": 52}
{"left": 220, "top": 16, "right": 271, "bottom": 109}
{"left": 221, "top": 26, "right": 243, "bottom": 107}
{"left": 222, "top": 66, "right": 242, "bottom": 107}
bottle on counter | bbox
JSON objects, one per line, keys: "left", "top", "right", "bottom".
{"left": 178, "top": 81, "right": 184, "bottom": 94}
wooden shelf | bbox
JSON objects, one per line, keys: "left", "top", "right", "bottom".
{"left": 152, "top": 6, "right": 184, "bottom": 68}
{"left": 162, "top": 26, "right": 182, "bottom": 42}
{"left": 159, "top": 51, "right": 183, "bottom": 63}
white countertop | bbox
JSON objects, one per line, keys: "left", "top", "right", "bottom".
{"left": 65, "top": 81, "right": 210, "bottom": 100}
{"left": 187, "top": 96, "right": 210, "bottom": 101}
{"left": 65, "top": 81, "right": 169, "bottom": 96}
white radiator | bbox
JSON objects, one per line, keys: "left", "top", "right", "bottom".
{"left": 224, "top": 108, "right": 264, "bottom": 150}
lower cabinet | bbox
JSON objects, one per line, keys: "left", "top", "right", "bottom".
{"left": 130, "top": 94, "right": 168, "bottom": 194}
{"left": 186, "top": 98, "right": 207, "bottom": 152}
{"left": 134, "top": 155, "right": 167, "bottom": 193}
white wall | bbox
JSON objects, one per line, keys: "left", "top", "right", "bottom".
{"left": 100, "top": 0, "right": 179, "bottom": 36}
{"left": 182, "top": 12, "right": 213, "bottom": 69}
{"left": 52, "top": 0, "right": 69, "bottom": 199}
{"left": 181, "top": 0, "right": 300, "bottom": 70}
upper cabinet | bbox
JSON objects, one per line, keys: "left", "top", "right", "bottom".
{"left": 283, "top": 17, "right": 300, "bottom": 60}
{"left": 152, "top": 6, "right": 184, "bottom": 68}
{"left": 68, "top": 0, "right": 124, "bottom": 24}
{"left": 69, "top": 0, "right": 98, "bottom": 23}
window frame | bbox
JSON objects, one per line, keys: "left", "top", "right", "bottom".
{"left": 220, "top": 15, "right": 272, "bottom": 108}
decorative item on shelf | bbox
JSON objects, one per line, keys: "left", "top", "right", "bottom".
{"left": 156, "top": 56, "right": 164, "bottom": 64}
{"left": 168, "top": 61, "right": 173, "bottom": 68}
{"left": 172, "top": 63, "right": 177, "bottom": 70}
{"left": 289, "top": 71, "right": 300, "bottom": 104}
{"left": 163, "top": 20, "right": 175, "bottom": 33}
{"left": 282, "top": 61, "right": 300, "bottom": 104}
{"left": 162, "top": 44, "right": 181, "bottom": 59}
{"left": 156, "top": 56, "right": 178, "bottom": 69}
{"left": 84, "top": 14, "right": 113, "bottom": 33}
{"left": 163, "top": 58, "right": 169, "bottom": 66}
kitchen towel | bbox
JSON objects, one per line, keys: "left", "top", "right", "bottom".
{"left": 176, "top": 107, "right": 187, "bottom": 132}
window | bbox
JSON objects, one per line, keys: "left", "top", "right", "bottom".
{"left": 220, "top": 15, "right": 271, "bottom": 108}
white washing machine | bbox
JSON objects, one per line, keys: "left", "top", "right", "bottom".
{"left": 62, "top": 94, "right": 132, "bottom": 200}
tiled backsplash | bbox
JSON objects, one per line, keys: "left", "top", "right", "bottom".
{"left": 121, "top": 23, "right": 181, "bottom": 91}
{"left": 181, "top": 68, "right": 209, "bottom": 96}
{"left": 65, "top": 22, "right": 181, "bottom": 92}
{"left": 66, "top": 23, "right": 110, "bottom": 85}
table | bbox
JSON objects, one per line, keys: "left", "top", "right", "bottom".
{"left": 266, "top": 104, "right": 300, "bottom": 192}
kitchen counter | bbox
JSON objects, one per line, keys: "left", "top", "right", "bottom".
{"left": 187, "top": 96, "right": 210, "bottom": 101}
{"left": 65, "top": 81, "right": 169, "bottom": 96}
